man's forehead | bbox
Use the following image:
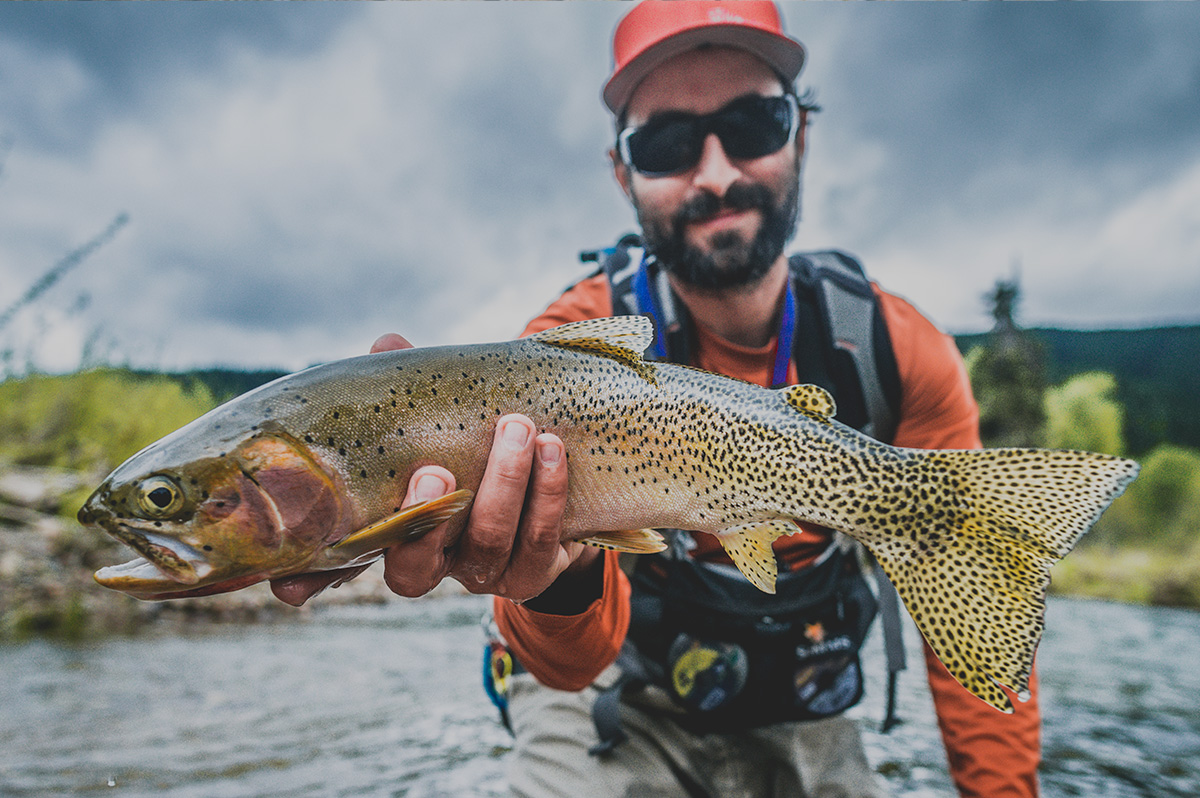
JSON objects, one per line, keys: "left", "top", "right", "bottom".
{"left": 623, "top": 46, "right": 786, "bottom": 124}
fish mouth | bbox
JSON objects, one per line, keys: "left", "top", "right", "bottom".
{"left": 95, "top": 525, "right": 213, "bottom": 589}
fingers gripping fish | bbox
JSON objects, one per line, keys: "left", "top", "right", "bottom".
{"left": 78, "top": 317, "right": 1138, "bottom": 712}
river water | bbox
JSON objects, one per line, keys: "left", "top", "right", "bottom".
{"left": 1, "top": 595, "right": 1197, "bottom": 797}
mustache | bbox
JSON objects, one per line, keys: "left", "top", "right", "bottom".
{"left": 675, "top": 182, "right": 774, "bottom": 225}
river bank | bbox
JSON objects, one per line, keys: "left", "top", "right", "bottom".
{"left": 1, "top": 463, "right": 1195, "bottom": 641}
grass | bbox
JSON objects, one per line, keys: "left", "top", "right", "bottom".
{"left": 0, "top": 368, "right": 216, "bottom": 477}
{"left": 1050, "top": 541, "right": 1200, "bottom": 609}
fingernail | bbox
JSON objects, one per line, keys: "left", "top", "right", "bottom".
{"left": 414, "top": 473, "right": 447, "bottom": 502}
{"left": 501, "top": 420, "right": 530, "bottom": 449}
{"left": 539, "top": 440, "right": 562, "bottom": 466}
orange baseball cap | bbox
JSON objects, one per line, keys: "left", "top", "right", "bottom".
{"left": 604, "top": 1, "right": 806, "bottom": 115}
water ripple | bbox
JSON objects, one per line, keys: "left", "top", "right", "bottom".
{"left": 1, "top": 596, "right": 1196, "bottom": 797}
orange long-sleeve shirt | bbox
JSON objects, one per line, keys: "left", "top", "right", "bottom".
{"left": 494, "top": 271, "right": 1041, "bottom": 797}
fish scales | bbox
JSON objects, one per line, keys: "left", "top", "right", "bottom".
{"left": 79, "top": 316, "right": 1138, "bottom": 713}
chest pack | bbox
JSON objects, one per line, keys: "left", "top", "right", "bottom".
{"left": 579, "top": 235, "right": 909, "bottom": 751}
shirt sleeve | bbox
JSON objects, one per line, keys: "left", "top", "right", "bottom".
{"left": 492, "top": 275, "right": 629, "bottom": 691}
{"left": 520, "top": 273, "right": 613, "bottom": 336}
{"left": 879, "top": 287, "right": 1042, "bottom": 798}
{"left": 493, "top": 551, "right": 631, "bottom": 691}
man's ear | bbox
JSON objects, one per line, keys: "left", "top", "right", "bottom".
{"left": 609, "top": 148, "right": 633, "bottom": 201}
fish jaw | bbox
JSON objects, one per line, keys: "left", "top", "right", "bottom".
{"left": 83, "top": 431, "right": 360, "bottom": 600}
{"left": 96, "top": 523, "right": 213, "bottom": 586}
{"left": 93, "top": 558, "right": 266, "bottom": 601}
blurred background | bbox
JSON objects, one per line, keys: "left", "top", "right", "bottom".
{"left": 1, "top": 4, "right": 1198, "bottom": 796}
{"left": 0, "top": 2, "right": 1197, "bottom": 372}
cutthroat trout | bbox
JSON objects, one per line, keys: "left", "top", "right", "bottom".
{"left": 79, "top": 316, "right": 1137, "bottom": 711}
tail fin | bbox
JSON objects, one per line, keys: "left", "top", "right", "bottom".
{"left": 864, "top": 448, "right": 1138, "bottom": 712}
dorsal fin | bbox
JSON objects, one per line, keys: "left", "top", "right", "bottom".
{"left": 781, "top": 384, "right": 837, "bottom": 423}
{"left": 530, "top": 317, "right": 656, "bottom": 381}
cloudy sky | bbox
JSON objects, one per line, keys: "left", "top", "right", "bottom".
{"left": 1, "top": 2, "right": 1198, "bottom": 373}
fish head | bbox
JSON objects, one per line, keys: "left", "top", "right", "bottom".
{"left": 80, "top": 428, "right": 351, "bottom": 600}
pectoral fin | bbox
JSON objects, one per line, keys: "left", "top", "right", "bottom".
{"left": 329, "top": 489, "right": 475, "bottom": 560}
{"left": 716, "top": 520, "right": 801, "bottom": 594}
{"left": 580, "top": 528, "right": 667, "bottom": 554}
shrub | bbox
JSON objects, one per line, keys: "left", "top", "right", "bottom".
{"left": 1044, "top": 372, "right": 1126, "bottom": 456}
{"left": 1096, "top": 444, "right": 1200, "bottom": 549}
{"left": 0, "top": 369, "right": 216, "bottom": 474}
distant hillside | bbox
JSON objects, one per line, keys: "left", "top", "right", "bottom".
{"left": 956, "top": 325, "right": 1200, "bottom": 454}
{"left": 135, "top": 327, "right": 1199, "bottom": 457}
{"left": 141, "top": 368, "right": 288, "bottom": 404}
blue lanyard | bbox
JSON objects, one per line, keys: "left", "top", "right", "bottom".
{"left": 773, "top": 278, "right": 796, "bottom": 388}
{"left": 634, "top": 255, "right": 796, "bottom": 388}
{"left": 632, "top": 257, "right": 669, "bottom": 359}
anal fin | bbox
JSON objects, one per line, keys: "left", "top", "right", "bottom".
{"left": 329, "top": 489, "right": 475, "bottom": 560}
{"left": 580, "top": 528, "right": 667, "bottom": 554}
{"left": 716, "top": 520, "right": 800, "bottom": 594}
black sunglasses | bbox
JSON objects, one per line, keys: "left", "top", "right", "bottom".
{"left": 618, "top": 94, "right": 799, "bottom": 178}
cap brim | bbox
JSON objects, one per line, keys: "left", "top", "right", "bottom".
{"left": 604, "top": 26, "right": 805, "bottom": 115}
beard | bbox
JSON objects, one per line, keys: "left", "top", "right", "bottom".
{"left": 635, "top": 170, "right": 801, "bottom": 292}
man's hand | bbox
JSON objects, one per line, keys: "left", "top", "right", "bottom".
{"left": 270, "top": 332, "right": 597, "bottom": 608}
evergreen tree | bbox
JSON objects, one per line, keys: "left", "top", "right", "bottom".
{"left": 965, "top": 274, "right": 1047, "bottom": 448}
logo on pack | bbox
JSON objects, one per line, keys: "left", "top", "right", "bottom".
{"left": 795, "top": 632, "right": 853, "bottom": 662}
{"left": 667, "top": 635, "right": 748, "bottom": 713}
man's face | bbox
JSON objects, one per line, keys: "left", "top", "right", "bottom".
{"left": 615, "top": 47, "right": 804, "bottom": 292}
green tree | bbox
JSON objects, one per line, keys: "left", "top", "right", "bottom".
{"left": 1044, "top": 372, "right": 1126, "bottom": 456}
{"left": 965, "top": 276, "right": 1047, "bottom": 448}
{"left": 1096, "top": 444, "right": 1200, "bottom": 550}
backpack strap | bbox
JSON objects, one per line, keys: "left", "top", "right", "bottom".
{"left": 788, "top": 251, "right": 901, "bottom": 444}
{"left": 584, "top": 235, "right": 693, "bottom": 365}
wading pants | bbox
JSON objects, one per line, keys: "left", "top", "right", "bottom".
{"left": 505, "top": 665, "right": 888, "bottom": 798}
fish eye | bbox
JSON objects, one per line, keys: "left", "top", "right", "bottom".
{"left": 136, "top": 475, "right": 184, "bottom": 518}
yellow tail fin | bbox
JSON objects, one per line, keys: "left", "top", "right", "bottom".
{"left": 860, "top": 448, "right": 1138, "bottom": 712}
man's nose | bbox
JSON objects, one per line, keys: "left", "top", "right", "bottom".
{"left": 690, "top": 133, "right": 741, "bottom": 197}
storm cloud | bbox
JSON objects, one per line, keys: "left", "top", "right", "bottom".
{"left": 0, "top": 2, "right": 1197, "bottom": 372}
